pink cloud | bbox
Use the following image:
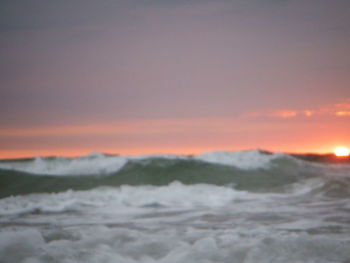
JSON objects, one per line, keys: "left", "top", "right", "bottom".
{"left": 270, "top": 110, "right": 298, "bottom": 118}
{"left": 246, "top": 99, "right": 350, "bottom": 119}
{"left": 336, "top": 111, "right": 350, "bottom": 116}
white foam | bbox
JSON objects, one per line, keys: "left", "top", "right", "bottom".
{"left": 195, "top": 150, "right": 283, "bottom": 170}
{"left": 0, "top": 183, "right": 249, "bottom": 216}
{"left": 0, "top": 181, "right": 349, "bottom": 263}
{"left": 0, "top": 229, "right": 44, "bottom": 263}
{"left": 0, "top": 224, "right": 349, "bottom": 263}
{"left": 0, "top": 153, "right": 128, "bottom": 176}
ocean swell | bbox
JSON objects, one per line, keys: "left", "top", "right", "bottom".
{"left": 0, "top": 150, "right": 349, "bottom": 198}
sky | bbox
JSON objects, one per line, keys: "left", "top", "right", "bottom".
{"left": 1, "top": 0, "right": 350, "bottom": 158}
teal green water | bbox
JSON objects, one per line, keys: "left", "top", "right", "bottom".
{"left": 1, "top": 156, "right": 348, "bottom": 198}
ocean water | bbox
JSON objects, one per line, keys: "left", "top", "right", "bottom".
{"left": 0, "top": 150, "right": 350, "bottom": 263}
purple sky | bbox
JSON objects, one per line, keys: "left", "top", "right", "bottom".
{"left": 1, "top": 0, "right": 350, "bottom": 157}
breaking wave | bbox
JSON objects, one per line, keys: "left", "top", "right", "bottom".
{"left": 0, "top": 150, "right": 349, "bottom": 198}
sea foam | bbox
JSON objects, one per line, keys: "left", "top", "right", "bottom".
{"left": 0, "top": 153, "right": 128, "bottom": 176}
{"left": 0, "top": 182, "right": 250, "bottom": 216}
{"left": 194, "top": 150, "right": 283, "bottom": 170}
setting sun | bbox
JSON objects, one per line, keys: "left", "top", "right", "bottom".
{"left": 334, "top": 147, "right": 350, "bottom": 157}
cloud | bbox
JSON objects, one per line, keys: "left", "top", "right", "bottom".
{"left": 246, "top": 99, "right": 350, "bottom": 119}
{"left": 303, "top": 110, "right": 314, "bottom": 117}
{"left": 270, "top": 110, "right": 297, "bottom": 118}
{"left": 336, "top": 111, "right": 350, "bottom": 116}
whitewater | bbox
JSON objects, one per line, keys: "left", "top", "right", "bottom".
{"left": 0, "top": 150, "right": 350, "bottom": 263}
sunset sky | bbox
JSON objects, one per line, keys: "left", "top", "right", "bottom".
{"left": 1, "top": 0, "right": 350, "bottom": 158}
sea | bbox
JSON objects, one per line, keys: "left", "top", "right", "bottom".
{"left": 0, "top": 150, "right": 349, "bottom": 263}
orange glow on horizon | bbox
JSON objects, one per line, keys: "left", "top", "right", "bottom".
{"left": 0, "top": 144, "right": 343, "bottom": 160}
{"left": 334, "top": 147, "right": 350, "bottom": 157}
{"left": 0, "top": 105, "right": 349, "bottom": 160}
{"left": 0, "top": 147, "right": 219, "bottom": 160}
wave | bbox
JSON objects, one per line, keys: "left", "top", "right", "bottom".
{"left": 0, "top": 150, "right": 311, "bottom": 176}
{"left": 0, "top": 152, "right": 129, "bottom": 176}
{"left": 0, "top": 150, "right": 349, "bottom": 198}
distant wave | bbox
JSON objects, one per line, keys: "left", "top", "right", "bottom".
{"left": 0, "top": 150, "right": 349, "bottom": 177}
{"left": 0, "top": 150, "right": 302, "bottom": 176}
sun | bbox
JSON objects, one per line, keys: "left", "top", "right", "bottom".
{"left": 334, "top": 147, "right": 350, "bottom": 157}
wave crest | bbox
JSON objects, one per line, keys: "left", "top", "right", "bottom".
{"left": 0, "top": 150, "right": 285, "bottom": 176}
